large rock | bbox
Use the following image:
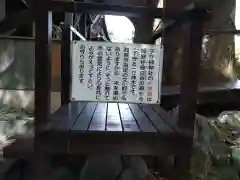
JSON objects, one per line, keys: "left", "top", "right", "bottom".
{"left": 79, "top": 156, "right": 149, "bottom": 180}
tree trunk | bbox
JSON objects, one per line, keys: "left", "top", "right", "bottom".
{"left": 163, "top": 0, "right": 237, "bottom": 85}
{"left": 130, "top": 0, "right": 159, "bottom": 43}
{"left": 200, "top": 0, "right": 237, "bottom": 85}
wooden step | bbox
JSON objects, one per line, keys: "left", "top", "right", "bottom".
{"left": 3, "top": 102, "right": 192, "bottom": 158}
{"left": 39, "top": 102, "right": 192, "bottom": 155}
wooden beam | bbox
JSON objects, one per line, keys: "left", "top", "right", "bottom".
{"left": 0, "top": 9, "right": 33, "bottom": 34}
{"left": 61, "top": 24, "right": 71, "bottom": 105}
{"left": 176, "top": 9, "right": 206, "bottom": 180}
{"left": 34, "top": 0, "right": 52, "bottom": 179}
{"left": 0, "top": 159, "right": 16, "bottom": 180}
{"left": 178, "top": 9, "right": 206, "bottom": 129}
{"left": 0, "top": 0, "right": 5, "bottom": 21}
{"left": 34, "top": 1, "right": 52, "bottom": 128}
{"left": 206, "top": 29, "right": 240, "bottom": 35}
{"left": 48, "top": 0, "right": 163, "bottom": 18}
{"left": 64, "top": 0, "right": 73, "bottom": 25}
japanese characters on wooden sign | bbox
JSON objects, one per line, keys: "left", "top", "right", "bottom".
{"left": 71, "top": 41, "right": 163, "bottom": 104}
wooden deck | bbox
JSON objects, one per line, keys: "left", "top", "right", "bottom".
{"left": 47, "top": 102, "right": 180, "bottom": 133}
{"left": 163, "top": 80, "right": 240, "bottom": 95}
{"left": 41, "top": 102, "right": 192, "bottom": 155}
{"left": 161, "top": 80, "right": 240, "bottom": 109}
{"left": 4, "top": 102, "right": 192, "bottom": 158}
{"left": 4, "top": 81, "right": 240, "bottom": 158}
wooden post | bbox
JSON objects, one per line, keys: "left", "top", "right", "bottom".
{"left": 34, "top": 0, "right": 52, "bottom": 179}
{"left": 79, "top": 14, "right": 87, "bottom": 38}
{"left": 61, "top": 24, "right": 72, "bottom": 105}
{"left": 178, "top": 8, "right": 206, "bottom": 130}
{"left": 64, "top": 0, "right": 74, "bottom": 25}
{"left": 0, "top": 0, "right": 5, "bottom": 21}
{"left": 176, "top": 8, "right": 206, "bottom": 180}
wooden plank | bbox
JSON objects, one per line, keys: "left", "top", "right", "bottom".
{"left": 49, "top": 1, "right": 163, "bottom": 18}
{"left": 71, "top": 102, "right": 97, "bottom": 131}
{"left": 106, "top": 103, "right": 122, "bottom": 132}
{"left": 151, "top": 105, "right": 193, "bottom": 137}
{"left": 3, "top": 137, "right": 33, "bottom": 158}
{"left": 0, "top": 159, "right": 17, "bottom": 179}
{"left": 3, "top": 133, "right": 191, "bottom": 157}
{"left": 118, "top": 103, "right": 140, "bottom": 132}
{"left": 162, "top": 80, "right": 240, "bottom": 96}
{"left": 128, "top": 104, "right": 156, "bottom": 132}
{"left": 139, "top": 104, "right": 174, "bottom": 134}
{"left": 152, "top": 105, "right": 194, "bottom": 136}
{"left": 50, "top": 131, "right": 191, "bottom": 155}
{"left": 49, "top": 102, "right": 86, "bottom": 131}
{"left": 88, "top": 103, "right": 107, "bottom": 131}
{"left": 50, "top": 103, "right": 72, "bottom": 121}
{"left": 206, "top": 29, "right": 240, "bottom": 35}
{"left": 152, "top": 105, "right": 178, "bottom": 130}
{"left": 52, "top": 102, "right": 87, "bottom": 130}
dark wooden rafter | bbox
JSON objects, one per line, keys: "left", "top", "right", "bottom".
{"left": 48, "top": 1, "right": 163, "bottom": 18}
{"left": 2, "top": 0, "right": 239, "bottom": 40}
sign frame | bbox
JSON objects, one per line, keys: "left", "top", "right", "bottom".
{"left": 70, "top": 40, "right": 164, "bottom": 104}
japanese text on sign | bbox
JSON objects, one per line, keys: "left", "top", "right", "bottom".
{"left": 71, "top": 41, "right": 163, "bottom": 104}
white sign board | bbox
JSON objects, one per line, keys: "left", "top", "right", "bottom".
{"left": 71, "top": 41, "right": 163, "bottom": 104}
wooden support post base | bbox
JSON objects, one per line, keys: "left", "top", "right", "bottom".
{"left": 173, "top": 153, "right": 192, "bottom": 180}
{"left": 33, "top": 153, "right": 52, "bottom": 180}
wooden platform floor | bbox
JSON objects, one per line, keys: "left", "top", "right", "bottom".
{"left": 4, "top": 102, "right": 192, "bottom": 157}
{"left": 162, "top": 80, "right": 240, "bottom": 103}
{"left": 41, "top": 102, "right": 192, "bottom": 155}
{"left": 161, "top": 80, "right": 240, "bottom": 109}
{"left": 48, "top": 102, "right": 181, "bottom": 134}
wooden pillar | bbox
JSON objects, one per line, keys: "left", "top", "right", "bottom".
{"left": 34, "top": 0, "right": 52, "bottom": 179}
{"left": 61, "top": 24, "right": 72, "bottom": 105}
{"left": 0, "top": 0, "right": 5, "bottom": 21}
{"left": 64, "top": 0, "right": 74, "bottom": 25}
{"left": 176, "top": 8, "right": 206, "bottom": 180}
{"left": 178, "top": 9, "right": 205, "bottom": 130}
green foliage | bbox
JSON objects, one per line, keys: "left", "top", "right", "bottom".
{"left": 190, "top": 111, "right": 240, "bottom": 180}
